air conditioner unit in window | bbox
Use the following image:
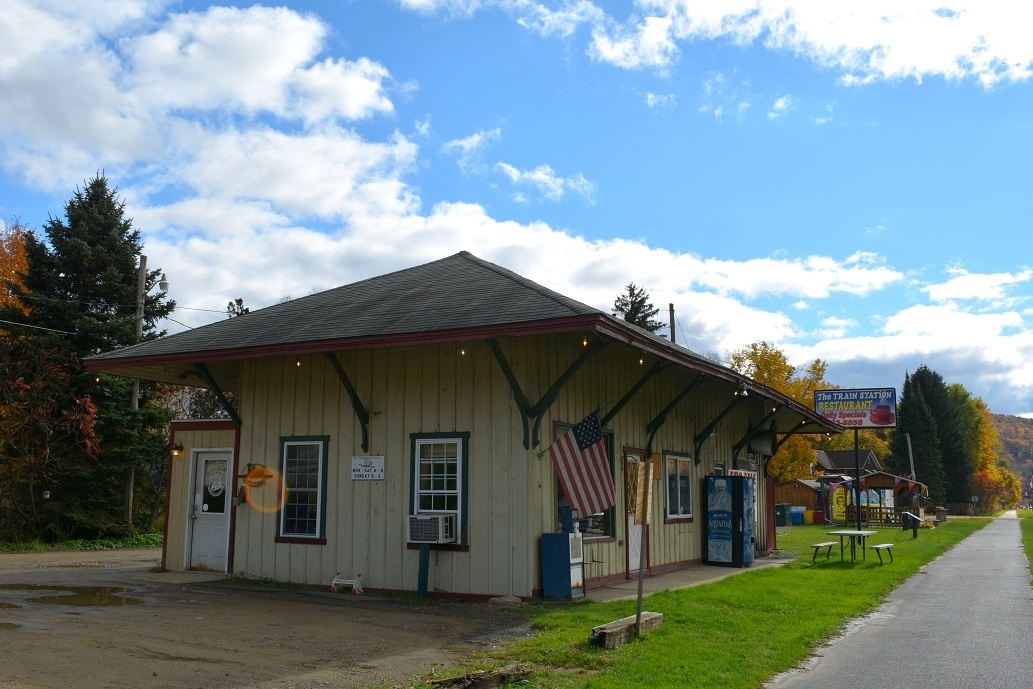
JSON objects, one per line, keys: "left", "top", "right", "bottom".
{"left": 407, "top": 512, "right": 457, "bottom": 544}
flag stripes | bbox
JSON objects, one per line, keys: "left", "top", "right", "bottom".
{"left": 549, "top": 413, "right": 616, "bottom": 517}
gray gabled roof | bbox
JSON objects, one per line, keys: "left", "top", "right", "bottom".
{"left": 89, "top": 251, "right": 597, "bottom": 362}
{"left": 85, "top": 251, "right": 843, "bottom": 437}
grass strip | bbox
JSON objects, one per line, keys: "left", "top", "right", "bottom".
{"left": 426, "top": 518, "right": 991, "bottom": 689}
{"left": 0, "top": 532, "right": 162, "bottom": 553}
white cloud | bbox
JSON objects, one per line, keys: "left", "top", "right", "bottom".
{"left": 406, "top": 1, "right": 1033, "bottom": 87}
{"left": 495, "top": 163, "right": 596, "bottom": 203}
{"left": 442, "top": 128, "right": 502, "bottom": 173}
{"left": 693, "top": 251, "right": 904, "bottom": 300}
{"left": 923, "top": 267, "right": 1033, "bottom": 303}
{"left": 124, "top": 6, "right": 394, "bottom": 122}
{"left": 516, "top": 0, "right": 605, "bottom": 37}
{"left": 767, "top": 94, "right": 792, "bottom": 120}
{"left": 646, "top": 92, "right": 678, "bottom": 110}
{"left": 589, "top": 14, "right": 678, "bottom": 70}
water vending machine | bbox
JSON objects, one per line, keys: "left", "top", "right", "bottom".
{"left": 702, "top": 474, "right": 756, "bottom": 568}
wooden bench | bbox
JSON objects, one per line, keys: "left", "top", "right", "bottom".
{"left": 869, "top": 543, "right": 894, "bottom": 564}
{"left": 810, "top": 542, "right": 837, "bottom": 563}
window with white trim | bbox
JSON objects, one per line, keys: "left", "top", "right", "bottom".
{"left": 278, "top": 436, "right": 328, "bottom": 539}
{"left": 666, "top": 453, "right": 693, "bottom": 519}
{"left": 410, "top": 432, "right": 469, "bottom": 543}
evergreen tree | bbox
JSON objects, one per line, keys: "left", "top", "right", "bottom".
{"left": 0, "top": 175, "right": 175, "bottom": 538}
{"left": 612, "top": 283, "right": 665, "bottom": 333}
{"left": 909, "top": 366, "right": 975, "bottom": 503}
{"left": 889, "top": 370, "right": 947, "bottom": 504}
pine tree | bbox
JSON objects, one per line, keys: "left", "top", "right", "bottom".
{"left": 0, "top": 175, "right": 175, "bottom": 538}
{"left": 612, "top": 283, "right": 665, "bottom": 333}
{"left": 909, "top": 366, "right": 975, "bottom": 503}
{"left": 890, "top": 370, "right": 947, "bottom": 504}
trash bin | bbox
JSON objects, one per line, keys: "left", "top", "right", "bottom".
{"left": 790, "top": 506, "right": 805, "bottom": 525}
{"left": 775, "top": 503, "right": 790, "bottom": 527}
{"left": 935, "top": 506, "right": 947, "bottom": 523}
{"left": 803, "top": 510, "right": 814, "bottom": 525}
{"left": 813, "top": 510, "right": 824, "bottom": 525}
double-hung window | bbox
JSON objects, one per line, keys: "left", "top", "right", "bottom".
{"left": 665, "top": 453, "right": 693, "bottom": 520}
{"left": 410, "top": 432, "right": 469, "bottom": 544}
{"left": 277, "top": 436, "right": 329, "bottom": 542}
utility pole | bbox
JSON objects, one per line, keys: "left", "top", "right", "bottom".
{"left": 125, "top": 255, "right": 146, "bottom": 524}
{"left": 668, "top": 303, "right": 675, "bottom": 343}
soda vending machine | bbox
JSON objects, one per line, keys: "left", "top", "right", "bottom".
{"left": 702, "top": 474, "right": 755, "bottom": 567}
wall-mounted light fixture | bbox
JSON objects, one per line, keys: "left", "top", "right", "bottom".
{"left": 42, "top": 490, "right": 51, "bottom": 500}
{"left": 171, "top": 441, "right": 184, "bottom": 457}
{"left": 737, "top": 385, "right": 749, "bottom": 398}
{"left": 295, "top": 357, "right": 302, "bottom": 367}
{"left": 582, "top": 336, "right": 588, "bottom": 347}
{"left": 243, "top": 463, "right": 274, "bottom": 488}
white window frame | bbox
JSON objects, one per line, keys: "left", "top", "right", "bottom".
{"left": 278, "top": 436, "right": 328, "bottom": 540}
{"left": 410, "top": 432, "right": 469, "bottom": 544}
{"left": 665, "top": 453, "right": 693, "bottom": 519}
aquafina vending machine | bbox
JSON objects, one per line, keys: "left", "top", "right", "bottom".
{"left": 702, "top": 474, "right": 755, "bottom": 568}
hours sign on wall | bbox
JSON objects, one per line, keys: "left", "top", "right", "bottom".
{"left": 351, "top": 455, "right": 385, "bottom": 480}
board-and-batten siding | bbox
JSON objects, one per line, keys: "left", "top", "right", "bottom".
{"left": 165, "top": 425, "right": 238, "bottom": 572}
{"left": 229, "top": 332, "right": 769, "bottom": 597}
{"left": 233, "top": 341, "right": 535, "bottom": 597}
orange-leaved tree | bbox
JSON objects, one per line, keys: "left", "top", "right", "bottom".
{"left": 0, "top": 219, "right": 28, "bottom": 317}
{"left": 726, "top": 341, "right": 834, "bottom": 481}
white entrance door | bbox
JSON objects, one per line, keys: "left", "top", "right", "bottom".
{"left": 189, "top": 451, "right": 231, "bottom": 572}
{"left": 624, "top": 453, "right": 644, "bottom": 574}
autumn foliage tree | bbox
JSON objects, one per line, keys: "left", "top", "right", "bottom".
{"left": 0, "top": 335, "right": 99, "bottom": 540}
{"left": 952, "top": 386, "right": 1020, "bottom": 511}
{"left": 726, "top": 341, "right": 842, "bottom": 481}
{"left": 0, "top": 219, "right": 28, "bottom": 315}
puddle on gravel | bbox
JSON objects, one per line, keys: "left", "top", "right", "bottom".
{"left": 0, "top": 584, "right": 144, "bottom": 607}
{"left": 0, "top": 623, "right": 19, "bottom": 630}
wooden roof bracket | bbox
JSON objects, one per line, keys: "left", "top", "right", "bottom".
{"left": 600, "top": 361, "right": 669, "bottom": 427}
{"left": 694, "top": 395, "right": 748, "bottom": 465}
{"left": 774, "top": 418, "right": 811, "bottom": 453}
{"left": 645, "top": 374, "right": 711, "bottom": 441}
{"left": 192, "top": 362, "right": 241, "bottom": 428}
{"left": 324, "top": 352, "right": 371, "bottom": 452}
{"left": 487, "top": 337, "right": 609, "bottom": 450}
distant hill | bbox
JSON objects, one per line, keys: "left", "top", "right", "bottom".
{"left": 991, "top": 414, "right": 1033, "bottom": 482}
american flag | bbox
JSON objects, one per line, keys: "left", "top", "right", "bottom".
{"left": 548, "top": 412, "right": 616, "bottom": 517}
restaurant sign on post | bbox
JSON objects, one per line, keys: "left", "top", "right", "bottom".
{"left": 814, "top": 388, "right": 897, "bottom": 429}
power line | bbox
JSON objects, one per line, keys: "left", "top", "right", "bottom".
{"left": 0, "top": 318, "right": 77, "bottom": 335}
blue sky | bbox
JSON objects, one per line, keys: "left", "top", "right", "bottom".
{"left": 2, "top": 1, "right": 1032, "bottom": 415}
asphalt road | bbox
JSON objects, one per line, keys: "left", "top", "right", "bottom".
{"left": 768, "top": 512, "right": 1033, "bottom": 689}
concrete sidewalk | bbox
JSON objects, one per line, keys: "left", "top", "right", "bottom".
{"left": 585, "top": 553, "right": 789, "bottom": 603}
{"left": 767, "top": 511, "right": 1033, "bottom": 688}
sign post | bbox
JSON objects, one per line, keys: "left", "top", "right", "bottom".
{"left": 815, "top": 388, "right": 897, "bottom": 530}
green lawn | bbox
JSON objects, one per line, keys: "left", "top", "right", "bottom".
{"left": 424, "top": 518, "right": 992, "bottom": 689}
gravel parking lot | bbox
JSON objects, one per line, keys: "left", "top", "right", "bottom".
{"left": 0, "top": 549, "right": 531, "bottom": 689}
